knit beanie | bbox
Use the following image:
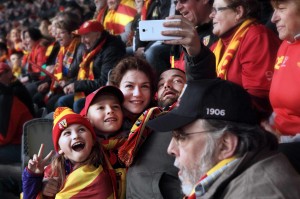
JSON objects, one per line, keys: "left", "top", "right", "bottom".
{"left": 52, "top": 107, "right": 96, "bottom": 152}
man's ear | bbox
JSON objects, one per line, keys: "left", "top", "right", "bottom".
{"left": 216, "top": 132, "right": 238, "bottom": 161}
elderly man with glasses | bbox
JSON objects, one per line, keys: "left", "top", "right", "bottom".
{"left": 148, "top": 78, "right": 300, "bottom": 198}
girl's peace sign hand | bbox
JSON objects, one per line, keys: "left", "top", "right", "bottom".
{"left": 27, "top": 144, "right": 54, "bottom": 174}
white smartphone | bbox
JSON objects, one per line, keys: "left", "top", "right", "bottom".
{"left": 139, "top": 19, "right": 181, "bottom": 41}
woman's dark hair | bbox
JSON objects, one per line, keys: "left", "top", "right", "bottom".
{"left": 226, "top": 0, "right": 261, "bottom": 19}
{"left": 55, "top": 11, "right": 81, "bottom": 33}
{"left": 109, "top": 56, "right": 157, "bottom": 99}
{"left": 22, "top": 27, "right": 43, "bottom": 41}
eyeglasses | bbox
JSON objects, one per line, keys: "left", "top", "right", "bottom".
{"left": 174, "top": 0, "right": 188, "bottom": 5}
{"left": 211, "top": 6, "right": 233, "bottom": 14}
{"left": 172, "top": 129, "right": 214, "bottom": 144}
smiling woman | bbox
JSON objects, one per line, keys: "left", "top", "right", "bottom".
{"left": 268, "top": 0, "right": 300, "bottom": 136}
{"left": 109, "top": 56, "right": 156, "bottom": 126}
{"left": 209, "top": 0, "right": 281, "bottom": 121}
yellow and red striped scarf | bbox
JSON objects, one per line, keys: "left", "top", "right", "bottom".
{"left": 213, "top": 19, "right": 255, "bottom": 79}
{"left": 118, "top": 107, "right": 163, "bottom": 167}
{"left": 44, "top": 42, "right": 56, "bottom": 61}
{"left": 95, "top": 5, "right": 108, "bottom": 23}
{"left": 35, "top": 164, "right": 115, "bottom": 199}
{"left": 75, "top": 37, "right": 107, "bottom": 101}
{"left": 141, "top": 0, "right": 152, "bottom": 20}
{"left": 101, "top": 135, "right": 127, "bottom": 199}
{"left": 103, "top": 0, "right": 136, "bottom": 35}
{"left": 56, "top": 165, "right": 114, "bottom": 199}
{"left": 45, "top": 38, "right": 81, "bottom": 102}
{"left": 52, "top": 37, "right": 81, "bottom": 82}
{"left": 186, "top": 157, "right": 237, "bottom": 199}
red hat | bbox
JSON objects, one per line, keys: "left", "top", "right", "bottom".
{"left": 80, "top": 86, "right": 124, "bottom": 117}
{"left": 73, "top": 20, "right": 104, "bottom": 35}
{"left": 0, "top": 62, "right": 11, "bottom": 74}
{"left": 53, "top": 107, "right": 96, "bottom": 152}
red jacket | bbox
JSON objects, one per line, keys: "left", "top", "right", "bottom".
{"left": 210, "top": 24, "right": 281, "bottom": 118}
{"left": 270, "top": 40, "right": 300, "bottom": 135}
{"left": 0, "top": 95, "right": 33, "bottom": 145}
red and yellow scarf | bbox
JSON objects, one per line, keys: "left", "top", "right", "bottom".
{"left": 213, "top": 19, "right": 255, "bottom": 79}
{"left": 45, "top": 38, "right": 81, "bottom": 102}
{"left": 186, "top": 157, "right": 237, "bottom": 199}
{"left": 75, "top": 37, "right": 107, "bottom": 101}
{"left": 101, "top": 133, "right": 128, "bottom": 199}
{"left": 141, "top": 0, "right": 152, "bottom": 20}
{"left": 23, "top": 42, "right": 42, "bottom": 73}
{"left": 35, "top": 164, "right": 115, "bottom": 199}
{"left": 118, "top": 107, "right": 163, "bottom": 167}
{"left": 95, "top": 5, "right": 108, "bottom": 23}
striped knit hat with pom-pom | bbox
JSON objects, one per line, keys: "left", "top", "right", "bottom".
{"left": 52, "top": 107, "right": 96, "bottom": 152}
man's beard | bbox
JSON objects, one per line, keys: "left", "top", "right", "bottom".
{"left": 175, "top": 140, "right": 217, "bottom": 196}
{"left": 158, "top": 97, "right": 177, "bottom": 108}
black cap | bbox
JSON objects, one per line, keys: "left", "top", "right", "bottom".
{"left": 147, "top": 79, "right": 259, "bottom": 132}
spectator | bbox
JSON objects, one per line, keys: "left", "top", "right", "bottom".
{"left": 208, "top": 0, "right": 281, "bottom": 120}
{"left": 0, "top": 63, "right": 33, "bottom": 164}
{"left": 7, "top": 27, "right": 23, "bottom": 56}
{"left": 170, "top": 0, "right": 218, "bottom": 71}
{"left": 22, "top": 107, "right": 115, "bottom": 199}
{"left": 33, "top": 13, "right": 85, "bottom": 113}
{"left": 56, "top": 19, "right": 126, "bottom": 113}
{"left": 0, "top": 62, "right": 35, "bottom": 117}
{"left": 81, "top": 85, "right": 126, "bottom": 198}
{"left": 39, "top": 18, "right": 53, "bottom": 41}
{"left": 119, "top": 40, "right": 215, "bottom": 197}
{"left": 148, "top": 79, "right": 300, "bottom": 198}
{"left": 119, "top": 68, "right": 187, "bottom": 198}
{"left": 9, "top": 50, "right": 23, "bottom": 79}
{"left": 267, "top": 0, "right": 300, "bottom": 173}
{"left": 109, "top": 56, "right": 156, "bottom": 129}
{"left": 162, "top": 0, "right": 281, "bottom": 121}
{"left": 269, "top": 0, "right": 300, "bottom": 139}
{"left": 20, "top": 27, "right": 49, "bottom": 96}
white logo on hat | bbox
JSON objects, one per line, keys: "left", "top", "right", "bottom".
{"left": 58, "top": 119, "right": 68, "bottom": 130}
{"left": 206, "top": 108, "right": 225, "bottom": 116}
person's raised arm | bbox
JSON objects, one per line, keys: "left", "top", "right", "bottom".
{"left": 162, "top": 15, "right": 216, "bottom": 80}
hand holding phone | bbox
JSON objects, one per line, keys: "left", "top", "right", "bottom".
{"left": 139, "top": 19, "right": 182, "bottom": 41}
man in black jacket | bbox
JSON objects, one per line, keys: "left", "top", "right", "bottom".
{"left": 56, "top": 19, "right": 126, "bottom": 113}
